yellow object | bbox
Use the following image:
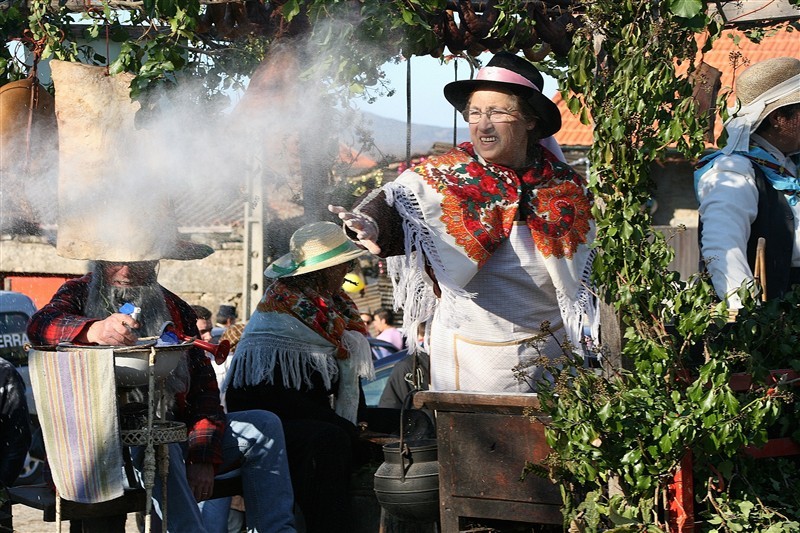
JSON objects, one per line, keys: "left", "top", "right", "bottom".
{"left": 343, "top": 273, "right": 365, "bottom": 293}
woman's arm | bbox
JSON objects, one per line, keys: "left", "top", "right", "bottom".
{"left": 329, "top": 190, "right": 407, "bottom": 257}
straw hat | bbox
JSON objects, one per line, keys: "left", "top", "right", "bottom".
{"left": 443, "top": 51, "right": 561, "bottom": 138}
{"left": 265, "top": 221, "right": 367, "bottom": 278}
{"left": 735, "top": 56, "right": 800, "bottom": 130}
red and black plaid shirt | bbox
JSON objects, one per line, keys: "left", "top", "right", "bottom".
{"left": 27, "top": 274, "right": 226, "bottom": 467}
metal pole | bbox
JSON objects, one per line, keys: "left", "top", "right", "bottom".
{"left": 242, "top": 171, "right": 265, "bottom": 321}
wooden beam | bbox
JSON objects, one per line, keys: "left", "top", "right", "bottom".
{"left": 12, "top": 0, "right": 242, "bottom": 11}
{"left": 17, "top": 0, "right": 579, "bottom": 13}
{"left": 712, "top": 0, "right": 800, "bottom": 25}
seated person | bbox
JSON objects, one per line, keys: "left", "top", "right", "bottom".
{"left": 226, "top": 222, "right": 410, "bottom": 533}
{"left": 372, "top": 308, "right": 404, "bottom": 360}
{"left": 191, "top": 305, "right": 214, "bottom": 343}
{"left": 379, "top": 323, "right": 430, "bottom": 410}
{"left": 0, "top": 358, "right": 32, "bottom": 529}
{"left": 211, "top": 305, "right": 237, "bottom": 343}
{"left": 359, "top": 312, "right": 374, "bottom": 337}
{"left": 28, "top": 258, "right": 296, "bottom": 533}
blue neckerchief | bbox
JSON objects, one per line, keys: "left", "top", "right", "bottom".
{"left": 694, "top": 146, "right": 800, "bottom": 205}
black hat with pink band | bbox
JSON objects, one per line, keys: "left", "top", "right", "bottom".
{"left": 443, "top": 51, "right": 562, "bottom": 138}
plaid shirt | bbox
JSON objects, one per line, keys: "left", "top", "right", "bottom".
{"left": 27, "top": 274, "right": 226, "bottom": 467}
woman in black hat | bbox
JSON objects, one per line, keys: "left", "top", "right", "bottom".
{"left": 330, "top": 52, "right": 597, "bottom": 394}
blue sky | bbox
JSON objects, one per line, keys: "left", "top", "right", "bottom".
{"left": 353, "top": 54, "right": 559, "bottom": 128}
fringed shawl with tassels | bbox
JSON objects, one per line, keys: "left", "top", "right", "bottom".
{"left": 358, "top": 143, "right": 597, "bottom": 359}
{"left": 224, "top": 280, "right": 374, "bottom": 423}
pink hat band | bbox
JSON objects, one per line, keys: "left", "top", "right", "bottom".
{"left": 476, "top": 67, "right": 541, "bottom": 92}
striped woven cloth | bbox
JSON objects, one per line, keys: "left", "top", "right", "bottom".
{"left": 29, "top": 348, "right": 124, "bottom": 503}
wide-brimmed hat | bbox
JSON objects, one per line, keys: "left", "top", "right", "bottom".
{"left": 56, "top": 197, "right": 214, "bottom": 262}
{"left": 217, "top": 304, "right": 237, "bottom": 320}
{"left": 722, "top": 56, "right": 800, "bottom": 155}
{"left": 443, "top": 51, "right": 561, "bottom": 138}
{"left": 164, "top": 237, "right": 214, "bottom": 261}
{"left": 265, "top": 221, "right": 366, "bottom": 278}
{"left": 735, "top": 56, "right": 800, "bottom": 130}
{"left": 51, "top": 60, "right": 213, "bottom": 263}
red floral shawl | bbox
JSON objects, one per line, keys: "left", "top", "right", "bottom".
{"left": 382, "top": 142, "right": 596, "bottom": 352}
{"left": 256, "top": 279, "right": 367, "bottom": 359}
{"left": 414, "top": 143, "right": 592, "bottom": 266}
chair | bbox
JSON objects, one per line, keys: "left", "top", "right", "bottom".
{"left": 19, "top": 345, "right": 186, "bottom": 533}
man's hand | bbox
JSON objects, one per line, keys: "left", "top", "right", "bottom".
{"left": 186, "top": 463, "right": 215, "bottom": 501}
{"left": 84, "top": 313, "right": 140, "bottom": 345}
{"left": 328, "top": 205, "right": 382, "bottom": 255}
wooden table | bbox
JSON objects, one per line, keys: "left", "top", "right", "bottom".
{"left": 414, "top": 391, "right": 561, "bottom": 532}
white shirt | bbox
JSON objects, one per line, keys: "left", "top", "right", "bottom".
{"left": 696, "top": 135, "right": 800, "bottom": 308}
{"left": 429, "top": 223, "right": 564, "bottom": 393}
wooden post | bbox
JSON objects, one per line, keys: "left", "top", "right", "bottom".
{"left": 754, "top": 237, "right": 767, "bottom": 302}
{"left": 599, "top": 293, "right": 633, "bottom": 374}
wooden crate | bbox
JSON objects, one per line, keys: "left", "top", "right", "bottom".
{"left": 414, "top": 392, "right": 561, "bottom": 532}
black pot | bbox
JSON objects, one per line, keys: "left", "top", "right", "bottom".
{"left": 373, "top": 438, "right": 439, "bottom": 522}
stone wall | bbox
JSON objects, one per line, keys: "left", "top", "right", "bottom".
{"left": 159, "top": 241, "right": 245, "bottom": 316}
{"left": 0, "top": 235, "right": 88, "bottom": 275}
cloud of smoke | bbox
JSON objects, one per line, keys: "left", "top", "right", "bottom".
{"left": 1, "top": 16, "right": 393, "bottom": 259}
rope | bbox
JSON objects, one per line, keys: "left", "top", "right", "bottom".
{"left": 452, "top": 60, "right": 458, "bottom": 146}
{"left": 405, "top": 56, "right": 412, "bottom": 167}
{"left": 20, "top": 29, "right": 48, "bottom": 172}
{"left": 25, "top": 75, "right": 38, "bottom": 175}
{"left": 83, "top": 0, "right": 112, "bottom": 75}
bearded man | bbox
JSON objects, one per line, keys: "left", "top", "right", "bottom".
{"left": 27, "top": 259, "right": 297, "bottom": 533}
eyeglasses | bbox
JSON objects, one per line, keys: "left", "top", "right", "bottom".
{"left": 462, "top": 108, "right": 519, "bottom": 124}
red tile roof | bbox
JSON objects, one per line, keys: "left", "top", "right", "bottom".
{"left": 553, "top": 29, "right": 799, "bottom": 148}
{"left": 553, "top": 90, "right": 590, "bottom": 147}
{"left": 338, "top": 143, "right": 378, "bottom": 173}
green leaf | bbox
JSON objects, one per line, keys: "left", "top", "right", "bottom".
{"left": 281, "top": 0, "right": 300, "bottom": 21}
{"left": 597, "top": 402, "right": 612, "bottom": 423}
{"left": 108, "top": 57, "right": 126, "bottom": 76}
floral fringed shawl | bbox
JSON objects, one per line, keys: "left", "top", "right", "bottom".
{"left": 378, "top": 142, "right": 597, "bottom": 354}
{"left": 224, "top": 280, "right": 373, "bottom": 423}
{"left": 258, "top": 280, "right": 367, "bottom": 358}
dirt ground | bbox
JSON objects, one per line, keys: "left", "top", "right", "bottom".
{"left": 9, "top": 506, "right": 140, "bottom": 533}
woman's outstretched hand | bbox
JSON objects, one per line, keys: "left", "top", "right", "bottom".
{"left": 328, "top": 205, "right": 382, "bottom": 255}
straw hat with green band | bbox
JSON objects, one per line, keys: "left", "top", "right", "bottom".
{"left": 265, "top": 221, "right": 367, "bottom": 278}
